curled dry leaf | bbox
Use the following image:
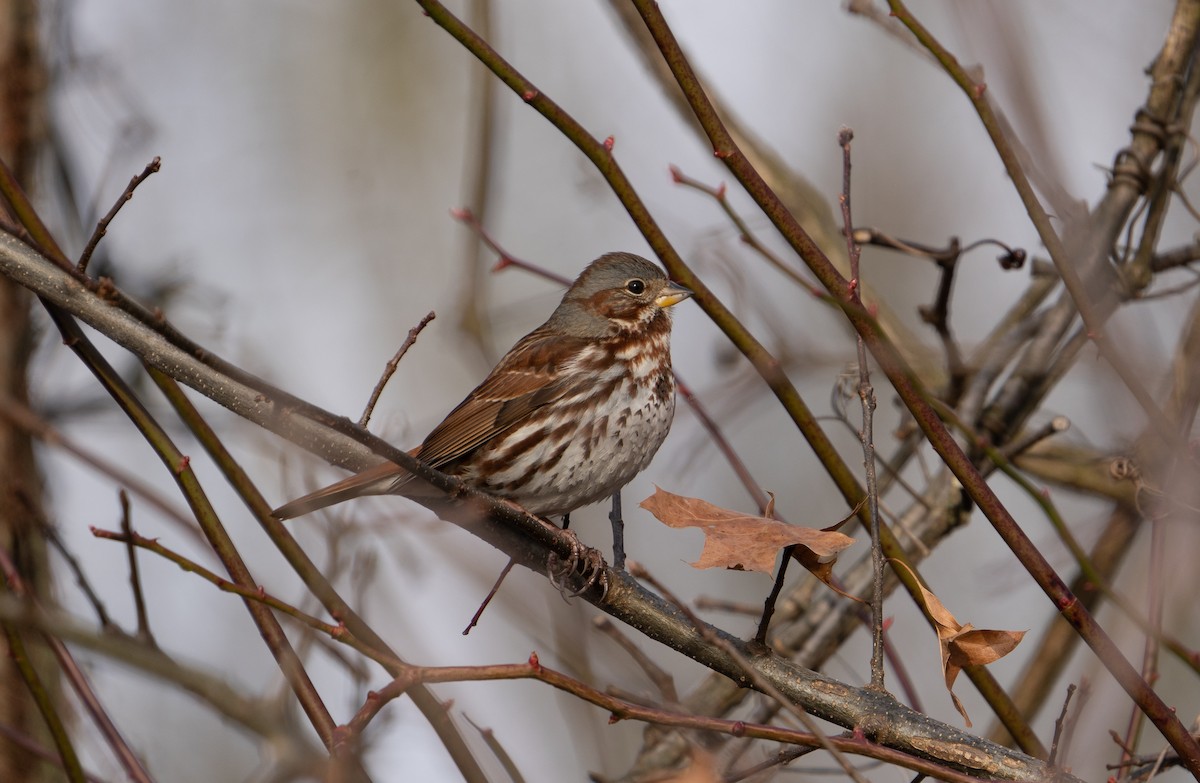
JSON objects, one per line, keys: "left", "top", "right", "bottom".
{"left": 639, "top": 487, "right": 855, "bottom": 578}
{"left": 893, "top": 560, "right": 1026, "bottom": 727}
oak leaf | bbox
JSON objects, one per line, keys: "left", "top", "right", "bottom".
{"left": 639, "top": 487, "right": 854, "bottom": 577}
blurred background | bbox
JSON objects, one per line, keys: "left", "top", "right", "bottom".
{"left": 11, "top": 0, "right": 1196, "bottom": 780}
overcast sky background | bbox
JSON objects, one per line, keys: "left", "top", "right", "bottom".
{"left": 33, "top": 2, "right": 1198, "bottom": 781}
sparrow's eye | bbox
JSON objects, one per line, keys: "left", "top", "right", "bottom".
{"left": 625, "top": 279, "right": 646, "bottom": 295}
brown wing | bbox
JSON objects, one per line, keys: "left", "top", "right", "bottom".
{"left": 416, "top": 326, "right": 589, "bottom": 470}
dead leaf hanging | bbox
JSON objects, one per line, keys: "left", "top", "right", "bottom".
{"left": 639, "top": 487, "right": 855, "bottom": 577}
{"left": 893, "top": 559, "right": 1026, "bottom": 727}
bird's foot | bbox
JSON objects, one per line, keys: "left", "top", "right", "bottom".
{"left": 547, "top": 529, "right": 609, "bottom": 600}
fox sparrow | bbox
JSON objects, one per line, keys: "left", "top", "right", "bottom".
{"left": 273, "top": 253, "right": 692, "bottom": 561}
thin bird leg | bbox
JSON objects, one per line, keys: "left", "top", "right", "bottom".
{"left": 609, "top": 492, "right": 626, "bottom": 570}
{"left": 462, "top": 558, "right": 516, "bottom": 635}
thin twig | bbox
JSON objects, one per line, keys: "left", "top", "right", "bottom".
{"left": 1057, "top": 679, "right": 1089, "bottom": 773}
{"left": 452, "top": 207, "right": 570, "bottom": 285}
{"left": 855, "top": 227, "right": 1024, "bottom": 404}
{"left": 462, "top": 558, "right": 514, "bottom": 636}
{"left": 675, "top": 378, "right": 770, "bottom": 513}
{"left": 852, "top": 227, "right": 1026, "bottom": 270}
{"left": 756, "top": 543, "right": 792, "bottom": 645}
{"left": 670, "top": 166, "right": 826, "bottom": 300}
{"left": 462, "top": 714, "right": 527, "bottom": 783}
{"left": 1047, "top": 683, "right": 1077, "bottom": 768}
{"left": 1001, "top": 416, "right": 1070, "bottom": 460}
{"left": 828, "top": 381, "right": 928, "bottom": 507}
{"left": 607, "top": 0, "right": 937, "bottom": 371}
{"left": 1151, "top": 240, "right": 1200, "bottom": 272}
{"left": 77, "top": 156, "right": 161, "bottom": 274}
{"left": 1120, "top": 509, "right": 1170, "bottom": 768}
{"left": 917, "top": 247, "right": 967, "bottom": 402}
{"left": 838, "top": 128, "right": 885, "bottom": 692}
{"left": 118, "top": 490, "right": 156, "bottom": 645}
{"left": 37, "top": 520, "right": 112, "bottom": 629}
{"left": 726, "top": 747, "right": 819, "bottom": 783}
{"left": 359, "top": 310, "right": 436, "bottom": 428}
{"left": 89, "top": 526, "right": 396, "bottom": 665}
{"left": 999, "top": 282, "right": 1200, "bottom": 744}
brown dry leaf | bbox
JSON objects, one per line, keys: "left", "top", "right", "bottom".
{"left": 639, "top": 487, "right": 854, "bottom": 576}
{"left": 947, "top": 626, "right": 1026, "bottom": 669}
{"left": 907, "top": 568, "right": 960, "bottom": 631}
{"left": 893, "top": 560, "right": 1026, "bottom": 727}
{"left": 793, "top": 501, "right": 867, "bottom": 601}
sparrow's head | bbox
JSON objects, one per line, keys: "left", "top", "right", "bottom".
{"left": 553, "top": 253, "right": 692, "bottom": 336}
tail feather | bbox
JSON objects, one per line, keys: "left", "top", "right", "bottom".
{"left": 272, "top": 462, "right": 407, "bottom": 520}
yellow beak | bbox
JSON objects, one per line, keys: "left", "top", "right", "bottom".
{"left": 655, "top": 282, "right": 693, "bottom": 309}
